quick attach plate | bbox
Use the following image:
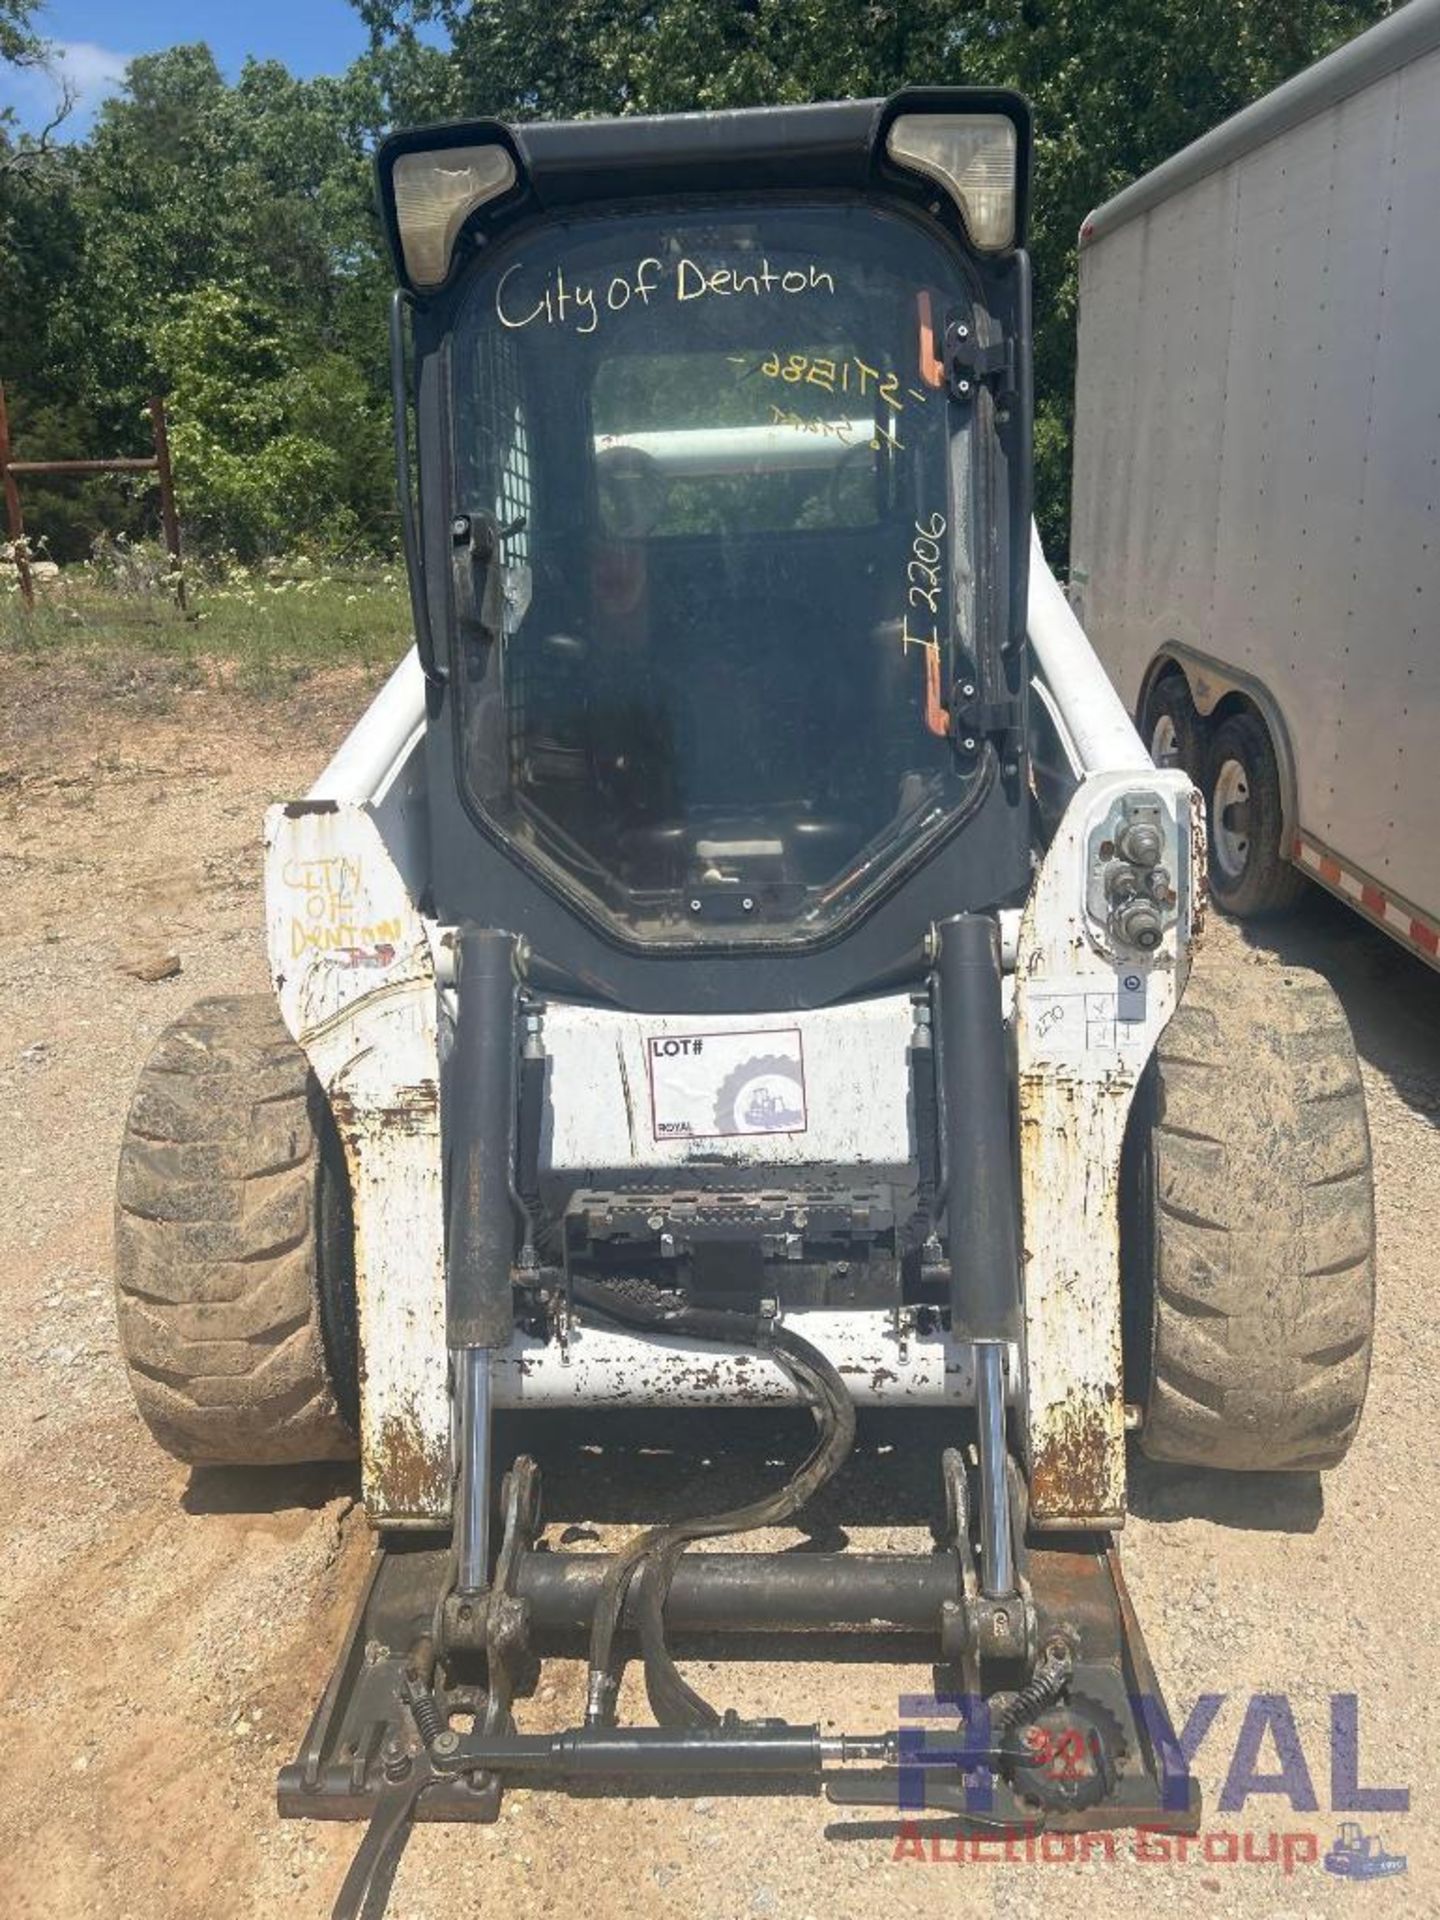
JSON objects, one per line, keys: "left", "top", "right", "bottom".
{"left": 281, "top": 1535, "right": 1199, "bottom": 1835}
{"left": 565, "top": 1183, "right": 898, "bottom": 1308}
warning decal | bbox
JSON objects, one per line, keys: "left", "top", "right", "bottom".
{"left": 646, "top": 1028, "right": 808, "bottom": 1141}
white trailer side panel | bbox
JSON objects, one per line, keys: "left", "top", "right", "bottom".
{"left": 1071, "top": 18, "right": 1440, "bottom": 928}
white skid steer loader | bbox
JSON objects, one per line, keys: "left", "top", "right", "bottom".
{"left": 114, "top": 90, "right": 1375, "bottom": 1916}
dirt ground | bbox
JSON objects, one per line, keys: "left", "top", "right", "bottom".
{"left": 0, "top": 653, "right": 1435, "bottom": 1919}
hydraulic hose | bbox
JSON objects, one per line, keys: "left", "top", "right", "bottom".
{"left": 565, "top": 1280, "right": 856, "bottom": 1729}
{"left": 634, "top": 1330, "right": 854, "bottom": 1728}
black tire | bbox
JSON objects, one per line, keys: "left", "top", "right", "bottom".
{"left": 1140, "top": 672, "right": 1204, "bottom": 780}
{"left": 114, "top": 995, "right": 359, "bottom": 1466}
{"left": 1122, "top": 958, "right": 1374, "bottom": 1471}
{"left": 1205, "top": 709, "right": 1306, "bottom": 916}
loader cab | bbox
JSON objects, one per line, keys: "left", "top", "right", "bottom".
{"left": 380, "top": 94, "right": 1034, "bottom": 1010}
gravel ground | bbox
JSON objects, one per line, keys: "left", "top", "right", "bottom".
{"left": 0, "top": 654, "right": 1434, "bottom": 1918}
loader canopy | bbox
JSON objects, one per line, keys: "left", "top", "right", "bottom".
{"left": 449, "top": 199, "right": 994, "bottom": 946}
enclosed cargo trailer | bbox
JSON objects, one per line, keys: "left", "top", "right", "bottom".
{"left": 1069, "top": 0, "right": 1440, "bottom": 963}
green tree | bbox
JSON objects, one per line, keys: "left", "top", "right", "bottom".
{"left": 0, "top": 0, "right": 42, "bottom": 82}
{"left": 0, "top": 5, "right": 1396, "bottom": 565}
{"left": 0, "top": 4, "right": 100, "bottom": 554}
{"left": 50, "top": 49, "right": 364, "bottom": 418}
{"left": 1, "top": 0, "right": 65, "bottom": 176}
{"left": 2, "top": 33, "right": 460, "bottom": 560}
{"left": 0, "top": 163, "right": 110, "bottom": 558}
{"left": 153, "top": 284, "right": 389, "bottom": 555}
{"left": 8, "top": 45, "right": 419, "bottom": 557}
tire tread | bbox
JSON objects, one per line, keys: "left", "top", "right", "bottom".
{"left": 1133, "top": 958, "right": 1375, "bottom": 1471}
{"left": 114, "top": 995, "right": 357, "bottom": 1466}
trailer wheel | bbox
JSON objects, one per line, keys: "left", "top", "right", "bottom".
{"left": 1122, "top": 959, "right": 1374, "bottom": 1471}
{"left": 1141, "top": 672, "right": 1203, "bottom": 779}
{"left": 1205, "top": 710, "right": 1306, "bottom": 915}
{"left": 114, "top": 995, "right": 359, "bottom": 1466}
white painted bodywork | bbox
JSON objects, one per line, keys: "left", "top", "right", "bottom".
{"left": 1025, "top": 524, "right": 1148, "bottom": 772}
{"left": 265, "top": 530, "right": 1198, "bottom": 1529}
{"left": 491, "top": 1311, "right": 1015, "bottom": 1408}
{"left": 310, "top": 648, "right": 428, "bottom": 805}
{"left": 266, "top": 685, "right": 450, "bottom": 1527}
{"left": 540, "top": 995, "right": 915, "bottom": 1172}
{"left": 1014, "top": 772, "right": 1196, "bottom": 1527}
{"left": 1015, "top": 549, "right": 1199, "bottom": 1525}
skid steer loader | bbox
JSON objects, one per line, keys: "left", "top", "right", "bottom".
{"left": 114, "top": 90, "right": 1376, "bottom": 1914}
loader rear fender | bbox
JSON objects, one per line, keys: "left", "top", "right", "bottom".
{"left": 265, "top": 793, "right": 450, "bottom": 1527}
{"left": 1014, "top": 766, "right": 1199, "bottom": 1530}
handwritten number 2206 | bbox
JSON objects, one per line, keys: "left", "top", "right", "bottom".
{"left": 908, "top": 513, "right": 947, "bottom": 614}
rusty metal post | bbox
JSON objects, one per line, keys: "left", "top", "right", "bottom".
{"left": 0, "top": 383, "right": 34, "bottom": 612}
{"left": 149, "top": 396, "right": 186, "bottom": 610}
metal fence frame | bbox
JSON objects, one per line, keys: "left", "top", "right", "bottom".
{"left": 0, "top": 381, "right": 185, "bottom": 610}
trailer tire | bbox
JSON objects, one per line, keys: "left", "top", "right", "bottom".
{"left": 1141, "top": 672, "right": 1204, "bottom": 779}
{"left": 1205, "top": 710, "right": 1306, "bottom": 916}
{"left": 1123, "top": 959, "right": 1374, "bottom": 1471}
{"left": 114, "top": 995, "right": 360, "bottom": 1466}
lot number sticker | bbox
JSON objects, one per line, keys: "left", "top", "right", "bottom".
{"left": 647, "top": 1029, "right": 807, "bottom": 1140}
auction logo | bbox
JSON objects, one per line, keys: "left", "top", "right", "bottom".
{"left": 1322, "top": 1822, "right": 1408, "bottom": 1879}
{"left": 887, "top": 1691, "right": 1409, "bottom": 1876}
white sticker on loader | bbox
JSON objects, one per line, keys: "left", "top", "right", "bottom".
{"left": 1027, "top": 978, "right": 1148, "bottom": 1060}
{"left": 647, "top": 1028, "right": 807, "bottom": 1140}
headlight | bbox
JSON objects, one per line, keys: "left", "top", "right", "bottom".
{"left": 390, "top": 144, "right": 517, "bottom": 290}
{"left": 885, "top": 113, "right": 1018, "bottom": 251}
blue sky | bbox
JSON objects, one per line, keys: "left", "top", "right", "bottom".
{"left": 9, "top": 0, "right": 406, "bottom": 136}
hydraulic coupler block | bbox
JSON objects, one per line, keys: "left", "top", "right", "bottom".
{"left": 1088, "top": 791, "right": 1184, "bottom": 956}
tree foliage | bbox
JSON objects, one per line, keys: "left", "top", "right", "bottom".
{"left": 154, "top": 285, "right": 390, "bottom": 553}
{"left": 0, "top": 43, "right": 439, "bottom": 556}
{"left": 0, "top": 2, "right": 1391, "bottom": 561}
{"left": 1, "top": 1, "right": 77, "bottom": 174}
{"left": 0, "top": 0, "right": 42, "bottom": 73}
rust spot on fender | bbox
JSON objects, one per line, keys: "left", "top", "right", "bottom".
{"left": 1188, "top": 783, "right": 1210, "bottom": 945}
{"left": 367, "top": 1407, "right": 450, "bottom": 1519}
{"left": 1030, "top": 1384, "right": 1124, "bottom": 1526}
{"left": 331, "top": 1077, "right": 439, "bottom": 1140}
{"left": 1020, "top": 1062, "right": 1131, "bottom": 1106}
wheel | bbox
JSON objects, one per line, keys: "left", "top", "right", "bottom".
{"left": 1122, "top": 957, "right": 1374, "bottom": 1471}
{"left": 1140, "top": 672, "right": 1204, "bottom": 779}
{"left": 1205, "top": 710, "right": 1306, "bottom": 915}
{"left": 114, "top": 995, "right": 359, "bottom": 1465}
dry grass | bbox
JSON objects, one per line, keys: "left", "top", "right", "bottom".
{"left": 1, "top": 550, "right": 413, "bottom": 695}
